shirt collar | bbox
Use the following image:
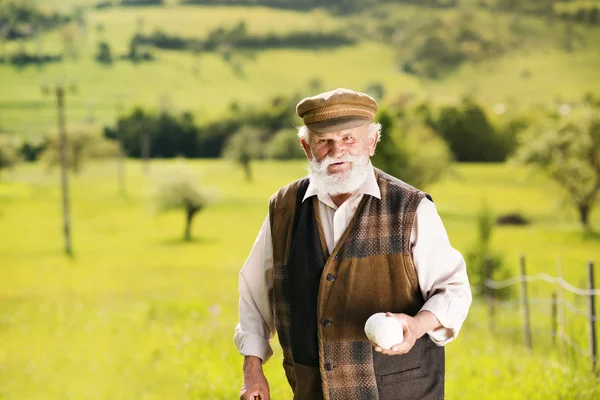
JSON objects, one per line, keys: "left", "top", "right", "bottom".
{"left": 302, "top": 163, "right": 381, "bottom": 203}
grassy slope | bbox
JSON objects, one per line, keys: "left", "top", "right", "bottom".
{"left": 1, "top": 4, "right": 600, "bottom": 138}
{"left": 0, "top": 160, "right": 599, "bottom": 398}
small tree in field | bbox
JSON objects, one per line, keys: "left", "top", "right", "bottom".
{"left": 265, "top": 129, "right": 305, "bottom": 160}
{"left": 223, "top": 126, "right": 263, "bottom": 182}
{"left": 154, "top": 164, "right": 212, "bottom": 242}
{"left": 512, "top": 107, "right": 600, "bottom": 228}
{"left": 0, "top": 135, "right": 21, "bottom": 178}
{"left": 41, "top": 127, "right": 119, "bottom": 174}
{"left": 466, "top": 201, "right": 512, "bottom": 300}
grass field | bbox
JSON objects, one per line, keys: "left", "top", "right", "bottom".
{"left": 2, "top": 4, "right": 600, "bottom": 140}
{"left": 1, "top": 159, "right": 599, "bottom": 399}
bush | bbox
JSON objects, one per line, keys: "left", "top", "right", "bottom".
{"left": 95, "top": 41, "right": 113, "bottom": 65}
{"left": 466, "top": 201, "right": 513, "bottom": 300}
{"left": 496, "top": 212, "right": 529, "bottom": 226}
{"left": 19, "top": 137, "right": 49, "bottom": 162}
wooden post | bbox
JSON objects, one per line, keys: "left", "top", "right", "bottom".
{"left": 588, "top": 261, "right": 597, "bottom": 373}
{"left": 56, "top": 84, "right": 72, "bottom": 256}
{"left": 520, "top": 254, "right": 532, "bottom": 350}
{"left": 116, "top": 102, "right": 126, "bottom": 196}
{"left": 485, "top": 256, "right": 495, "bottom": 331}
{"left": 551, "top": 292, "right": 557, "bottom": 346}
{"left": 140, "top": 122, "right": 150, "bottom": 175}
{"left": 556, "top": 257, "right": 567, "bottom": 361}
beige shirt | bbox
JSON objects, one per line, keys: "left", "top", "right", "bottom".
{"left": 234, "top": 165, "right": 472, "bottom": 362}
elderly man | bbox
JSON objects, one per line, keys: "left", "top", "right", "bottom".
{"left": 234, "top": 88, "right": 471, "bottom": 400}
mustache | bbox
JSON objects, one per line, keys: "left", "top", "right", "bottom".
{"left": 309, "top": 154, "right": 363, "bottom": 173}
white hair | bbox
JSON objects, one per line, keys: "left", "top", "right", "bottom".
{"left": 297, "top": 122, "right": 382, "bottom": 143}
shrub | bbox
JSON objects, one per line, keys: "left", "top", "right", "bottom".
{"left": 0, "top": 135, "right": 21, "bottom": 178}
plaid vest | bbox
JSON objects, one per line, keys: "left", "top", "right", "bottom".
{"left": 268, "top": 168, "right": 445, "bottom": 400}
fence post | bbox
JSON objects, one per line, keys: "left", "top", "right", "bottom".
{"left": 588, "top": 261, "right": 597, "bottom": 374}
{"left": 556, "top": 257, "right": 567, "bottom": 361}
{"left": 520, "top": 254, "right": 532, "bottom": 351}
{"left": 551, "top": 291, "right": 557, "bottom": 346}
{"left": 485, "top": 256, "right": 495, "bottom": 331}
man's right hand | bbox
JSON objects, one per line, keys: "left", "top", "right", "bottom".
{"left": 240, "top": 356, "right": 270, "bottom": 400}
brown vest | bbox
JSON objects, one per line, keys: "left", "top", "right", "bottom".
{"left": 268, "top": 169, "right": 445, "bottom": 400}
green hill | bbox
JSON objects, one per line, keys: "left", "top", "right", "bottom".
{"left": 0, "top": 1, "right": 599, "bottom": 140}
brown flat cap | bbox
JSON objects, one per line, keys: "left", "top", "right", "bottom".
{"left": 296, "top": 88, "right": 378, "bottom": 134}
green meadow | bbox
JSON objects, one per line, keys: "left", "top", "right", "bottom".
{"left": 1, "top": 159, "right": 599, "bottom": 398}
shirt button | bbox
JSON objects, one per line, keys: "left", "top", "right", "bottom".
{"left": 325, "top": 363, "right": 334, "bottom": 371}
{"left": 322, "top": 318, "right": 331, "bottom": 327}
{"left": 326, "top": 274, "right": 337, "bottom": 282}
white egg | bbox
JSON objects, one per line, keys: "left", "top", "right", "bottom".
{"left": 364, "top": 313, "right": 404, "bottom": 350}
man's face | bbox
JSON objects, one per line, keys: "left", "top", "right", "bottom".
{"left": 301, "top": 125, "right": 378, "bottom": 175}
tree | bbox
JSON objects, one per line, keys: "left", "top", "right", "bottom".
{"left": 372, "top": 109, "right": 452, "bottom": 189}
{"left": 223, "top": 126, "right": 263, "bottom": 181}
{"left": 95, "top": 40, "right": 112, "bottom": 65}
{"left": 364, "top": 82, "right": 386, "bottom": 101}
{"left": 153, "top": 163, "right": 212, "bottom": 242}
{"left": 41, "top": 127, "right": 119, "bottom": 174}
{"left": 264, "top": 129, "right": 305, "bottom": 160}
{"left": 0, "top": 135, "right": 20, "bottom": 178}
{"left": 512, "top": 107, "right": 600, "bottom": 228}
{"left": 435, "top": 97, "right": 507, "bottom": 162}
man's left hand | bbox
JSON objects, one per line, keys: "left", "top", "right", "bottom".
{"left": 372, "top": 311, "right": 441, "bottom": 356}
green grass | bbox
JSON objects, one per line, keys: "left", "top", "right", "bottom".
{"left": 1, "top": 159, "right": 599, "bottom": 398}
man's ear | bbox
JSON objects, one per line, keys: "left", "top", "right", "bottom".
{"left": 368, "top": 131, "right": 379, "bottom": 157}
{"left": 301, "top": 138, "right": 313, "bottom": 160}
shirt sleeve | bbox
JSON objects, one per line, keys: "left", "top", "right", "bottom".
{"left": 410, "top": 198, "right": 472, "bottom": 346}
{"left": 233, "top": 215, "right": 276, "bottom": 363}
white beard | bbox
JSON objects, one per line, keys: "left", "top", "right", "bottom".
{"left": 308, "top": 153, "right": 370, "bottom": 196}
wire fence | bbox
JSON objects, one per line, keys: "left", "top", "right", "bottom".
{"left": 472, "top": 256, "right": 598, "bottom": 373}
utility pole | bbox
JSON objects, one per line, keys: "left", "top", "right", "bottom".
{"left": 140, "top": 122, "right": 150, "bottom": 175}
{"left": 42, "top": 78, "right": 77, "bottom": 256}
{"left": 116, "top": 100, "right": 126, "bottom": 195}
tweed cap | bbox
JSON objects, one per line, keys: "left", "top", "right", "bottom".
{"left": 296, "top": 88, "right": 378, "bottom": 134}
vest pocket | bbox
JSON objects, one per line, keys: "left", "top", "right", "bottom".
{"left": 373, "top": 335, "right": 426, "bottom": 384}
{"left": 377, "top": 365, "right": 427, "bottom": 385}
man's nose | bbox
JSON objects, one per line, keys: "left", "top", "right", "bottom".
{"left": 330, "top": 141, "right": 345, "bottom": 158}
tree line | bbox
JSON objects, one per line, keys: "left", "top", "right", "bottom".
{"left": 0, "top": 0, "right": 71, "bottom": 40}
{"left": 2, "top": 92, "right": 599, "bottom": 228}
{"left": 6, "top": 91, "right": 553, "bottom": 164}
{"left": 135, "top": 22, "right": 356, "bottom": 54}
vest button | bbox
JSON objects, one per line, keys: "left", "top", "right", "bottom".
{"left": 325, "top": 362, "right": 334, "bottom": 371}
{"left": 326, "top": 273, "right": 337, "bottom": 282}
{"left": 322, "top": 318, "right": 331, "bottom": 327}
